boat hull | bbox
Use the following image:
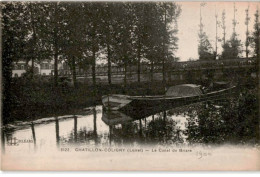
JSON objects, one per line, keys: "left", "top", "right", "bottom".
{"left": 101, "top": 108, "right": 134, "bottom": 126}
{"left": 119, "top": 96, "right": 199, "bottom": 119}
{"left": 102, "top": 86, "right": 236, "bottom": 119}
{"left": 102, "top": 94, "right": 132, "bottom": 111}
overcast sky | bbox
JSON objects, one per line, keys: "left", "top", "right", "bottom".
{"left": 176, "top": 1, "right": 259, "bottom": 61}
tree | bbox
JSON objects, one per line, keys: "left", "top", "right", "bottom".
{"left": 61, "top": 3, "right": 85, "bottom": 87}
{"left": 99, "top": 3, "right": 118, "bottom": 85}
{"left": 198, "top": 3, "right": 215, "bottom": 60}
{"left": 111, "top": 3, "right": 136, "bottom": 88}
{"left": 245, "top": 6, "right": 250, "bottom": 59}
{"left": 27, "top": 2, "right": 40, "bottom": 76}
{"left": 214, "top": 7, "right": 220, "bottom": 60}
{"left": 23, "top": 2, "right": 54, "bottom": 77}
{"left": 251, "top": 8, "right": 260, "bottom": 59}
{"left": 251, "top": 8, "right": 260, "bottom": 84}
{"left": 221, "top": 33, "right": 243, "bottom": 59}
{"left": 33, "top": 2, "right": 68, "bottom": 87}
{"left": 221, "top": 10, "right": 226, "bottom": 46}
{"left": 159, "top": 2, "right": 181, "bottom": 85}
{"left": 1, "top": 2, "right": 29, "bottom": 123}
{"left": 143, "top": 3, "right": 165, "bottom": 82}
{"left": 132, "top": 3, "right": 147, "bottom": 83}
{"left": 81, "top": 2, "right": 103, "bottom": 88}
{"left": 221, "top": 3, "right": 242, "bottom": 59}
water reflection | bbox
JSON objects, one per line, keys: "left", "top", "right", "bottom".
{"left": 1, "top": 128, "right": 5, "bottom": 153}
{"left": 31, "top": 122, "right": 36, "bottom": 145}
{"left": 93, "top": 107, "right": 98, "bottom": 144}
{"left": 55, "top": 117, "right": 60, "bottom": 145}
{"left": 2, "top": 92, "right": 259, "bottom": 153}
{"left": 74, "top": 116, "right": 77, "bottom": 142}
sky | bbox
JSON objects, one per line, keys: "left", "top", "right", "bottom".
{"left": 176, "top": 1, "right": 259, "bottom": 61}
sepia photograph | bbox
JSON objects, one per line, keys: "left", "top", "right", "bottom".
{"left": 0, "top": 0, "right": 259, "bottom": 171}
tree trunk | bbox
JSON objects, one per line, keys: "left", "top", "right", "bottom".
{"left": 162, "top": 5, "right": 167, "bottom": 86}
{"left": 137, "top": 38, "right": 141, "bottom": 83}
{"left": 168, "top": 71, "right": 171, "bottom": 82}
{"left": 163, "top": 111, "right": 166, "bottom": 122}
{"left": 54, "top": 44, "right": 58, "bottom": 87}
{"left": 30, "top": 3, "right": 36, "bottom": 77}
{"left": 31, "top": 58, "right": 35, "bottom": 76}
{"left": 257, "top": 32, "right": 260, "bottom": 139}
{"left": 150, "top": 60, "right": 154, "bottom": 82}
{"left": 31, "top": 30, "right": 36, "bottom": 76}
{"left": 72, "top": 56, "right": 76, "bottom": 87}
{"left": 107, "top": 43, "right": 112, "bottom": 85}
{"left": 256, "top": 25, "right": 260, "bottom": 82}
{"left": 53, "top": 3, "right": 58, "bottom": 87}
{"left": 2, "top": 57, "right": 13, "bottom": 124}
{"left": 258, "top": 39, "right": 260, "bottom": 145}
{"left": 91, "top": 20, "right": 97, "bottom": 89}
{"left": 92, "top": 46, "right": 96, "bottom": 87}
{"left": 162, "top": 56, "right": 166, "bottom": 86}
{"left": 124, "top": 59, "right": 127, "bottom": 88}
{"left": 215, "top": 12, "right": 218, "bottom": 60}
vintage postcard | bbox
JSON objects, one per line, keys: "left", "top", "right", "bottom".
{"left": 0, "top": 0, "right": 260, "bottom": 171}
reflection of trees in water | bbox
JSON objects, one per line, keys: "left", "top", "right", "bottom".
{"left": 65, "top": 126, "right": 101, "bottom": 145}
{"left": 64, "top": 128, "right": 103, "bottom": 146}
{"left": 31, "top": 122, "right": 36, "bottom": 147}
{"left": 185, "top": 88, "right": 259, "bottom": 144}
{"left": 62, "top": 106, "right": 104, "bottom": 145}
{"left": 110, "top": 122, "right": 140, "bottom": 145}
{"left": 3, "top": 129, "right": 15, "bottom": 149}
{"left": 1, "top": 129, "right": 5, "bottom": 153}
{"left": 105, "top": 113, "right": 184, "bottom": 146}
{"left": 107, "top": 112, "right": 184, "bottom": 145}
{"left": 146, "top": 112, "right": 184, "bottom": 145}
{"left": 185, "top": 103, "right": 226, "bottom": 144}
{"left": 48, "top": 87, "right": 259, "bottom": 146}
{"left": 55, "top": 117, "right": 60, "bottom": 145}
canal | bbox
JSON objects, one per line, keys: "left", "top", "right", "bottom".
{"left": 2, "top": 92, "right": 259, "bottom": 154}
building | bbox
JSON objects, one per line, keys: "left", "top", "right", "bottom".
{"left": 12, "top": 60, "right": 69, "bottom": 77}
{"left": 12, "top": 61, "right": 33, "bottom": 77}
{"left": 39, "top": 60, "right": 54, "bottom": 76}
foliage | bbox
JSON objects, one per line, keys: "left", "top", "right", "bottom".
{"left": 251, "top": 9, "right": 260, "bottom": 58}
{"left": 185, "top": 86, "right": 259, "bottom": 144}
{"left": 2, "top": 2, "right": 182, "bottom": 123}
{"left": 220, "top": 3, "right": 242, "bottom": 60}
{"left": 2, "top": 2, "right": 30, "bottom": 123}
{"left": 198, "top": 4, "right": 215, "bottom": 60}
{"left": 198, "top": 32, "right": 215, "bottom": 60}
{"left": 221, "top": 33, "right": 243, "bottom": 59}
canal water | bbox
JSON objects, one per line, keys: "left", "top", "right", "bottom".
{"left": 2, "top": 97, "right": 258, "bottom": 154}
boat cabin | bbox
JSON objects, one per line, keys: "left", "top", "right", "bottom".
{"left": 165, "top": 84, "right": 203, "bottom": 97}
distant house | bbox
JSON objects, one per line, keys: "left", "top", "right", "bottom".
{"left": 39, "top": 60, "right": 54, "bottom": 76}
{"left": 12, "top": 59, "right": 86, "bottom": 77}
{"left": 39, "top": 60, "right": 74, "bottom": 76}
{"left": 12, "top": 60, "right": 65, "bottom": 77}
{"left": 58, "top": 62, "right": 71, "bottom": 76}
{"left": 12, "top": 61, "right": 29, "bottom": 77}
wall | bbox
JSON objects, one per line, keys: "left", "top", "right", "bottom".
{"left": 12, "top": 70, "right": 26, "bottom": 77}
